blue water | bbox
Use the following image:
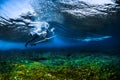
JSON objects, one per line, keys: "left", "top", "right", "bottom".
{"left": 0, "top": 0, "right": 120, "bottom": 51}
{"left": 0, "top": 34, "right": 112, "bottom": 51}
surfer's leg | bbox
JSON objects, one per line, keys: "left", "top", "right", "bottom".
{"left": 25, "top": 34, "right": 39, "bottom": 47}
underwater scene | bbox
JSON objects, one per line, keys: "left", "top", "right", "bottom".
{"left": 0, "top": 0, "right": 120, "bottom": 80}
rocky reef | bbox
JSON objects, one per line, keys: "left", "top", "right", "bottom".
{"left": 0, "top": 51, "right": 120, "bottom": 80}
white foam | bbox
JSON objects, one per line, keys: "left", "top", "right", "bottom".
{"left": 59, "top": 0, "right": 115, "bottom": 5}
{"left": 80, "top": 0, "right": 114, "bottom": 5}
{"left": 31, "top": 0, "right": 64, "bottom": 23}
{"left": 29, "top": 21, "right": 49, "bottom": 36}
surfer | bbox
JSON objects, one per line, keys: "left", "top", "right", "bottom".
{"left": 25, "top": 21, "right": 55, "bottom": 47}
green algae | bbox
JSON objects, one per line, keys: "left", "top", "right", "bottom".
{"left": 0, "top": 52, "right": 120, "bottom": 80}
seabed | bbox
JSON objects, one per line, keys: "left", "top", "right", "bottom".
{"left": 0, "top": 50, "right": 120, "bottom": 80}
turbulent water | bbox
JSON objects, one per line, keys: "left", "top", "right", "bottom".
{"left": 0, "top": 0, "right": 120, "bottom": 50}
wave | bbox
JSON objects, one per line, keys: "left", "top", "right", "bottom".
{"left": 0, "top": 0, "right": 116, "bottom": 44}
{"left": 31, "top": 0, "right": 64, "bottom": 23}
{"left": 31, "top": 0, "right": 119, "bottom": 22}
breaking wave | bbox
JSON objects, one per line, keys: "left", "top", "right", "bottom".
{"left": 0, "top": 0, "right": 119, "bottom": 50}
{"left": 31, "top": 0, "right": 64, "bottom": 23}
{"left": 31, "top": 0, "right": 118, "bottom": 22}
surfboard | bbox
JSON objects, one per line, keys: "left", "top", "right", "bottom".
{"left": 30, "top": 35, "right": 56, "bottom": 46}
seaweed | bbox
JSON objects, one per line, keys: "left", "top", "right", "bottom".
{"left": 0, "top": 52, "right": 120, "bottom": 80}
